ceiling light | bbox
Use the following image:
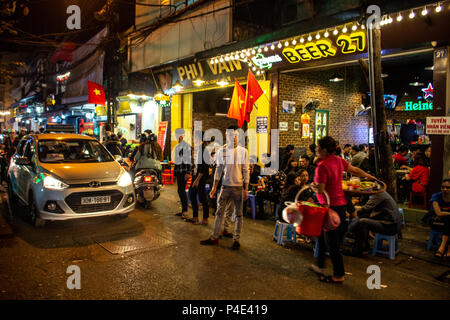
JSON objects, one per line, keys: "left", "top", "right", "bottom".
{"left": 409, "top": 10, "right": 415, "bottom": 19}
{"left": 193, "top": 79, "right": 205, "bottom": 86}
{"left": 421, "top": 7, "right": 428, "bottom": 16}
{"left": 172, "top": 80, "right": 184, "bottom": 91}
{"left": 409, "top": 81, "right": 424, "bottom": 87}
{"left": 217, "top": 78, "right": 229, "bottom": 87}
{"left": 396, "top": 14, "right": 403, "bottom": 22}
{"left": 424, "top": 66, "right": 434, "bottom": 71}
{"left": 329, "top": 74, "right": 344, "bottom": 82}
{"left": 381, "top": 73, "right": 388, "bottom": 78}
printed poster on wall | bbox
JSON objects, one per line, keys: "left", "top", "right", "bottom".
{"left": 256, "top": 117, "right": 268, "bottom": 133}
{"left": 279, "top": 122, "right": 288, "bottom": 131}
{"left": 282, "top": 101, "right": 296, "bottom": 114}
{"left": 157, "top": 121, "right": 169, "bottom": 152}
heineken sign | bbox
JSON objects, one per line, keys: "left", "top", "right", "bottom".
{"left": 251, "top": 54, "right": 282, "bottom": 69}
{"left": 405, "top": 100, "right": 433, "bottom": 111}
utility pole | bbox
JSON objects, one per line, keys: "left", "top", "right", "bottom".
{"left": 365, "top": 23, "right": 397, "bottom": 198}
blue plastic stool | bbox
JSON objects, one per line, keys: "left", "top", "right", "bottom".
{"left": 398, "top": 208, "right": 405, "bottom": 227}
{"left": 273, "top": 221, "right": 296, "bottom": 246}
{"left": 372, "top": 234, "right": 399, "bottom": 260}
{"left": 427, "top": 229, "right": 443, "bottom": 251}
{"left": 248, "top": 193, "right": 256, "bottom": 220}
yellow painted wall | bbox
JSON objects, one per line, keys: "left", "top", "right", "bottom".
{"left": 171, "top": 95, "right": 182, "bottom": 152}
{"left": 247, "top": 80, "right": 271, "bottom": 163}
{"left": 182, "top": 93, "right": 193, "bottom": 145}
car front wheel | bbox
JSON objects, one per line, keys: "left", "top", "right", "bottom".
{"left": 28, "top": 192, "right": 45, "bottom": 227}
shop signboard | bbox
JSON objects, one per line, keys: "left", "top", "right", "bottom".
{"left": 426, "top": 117, "right": 450, "bottom": 135}
{"left": 95, "top": 105, "right": 107, "bottom": 117}
{"left": 256, "top": 117, "right": 268, "bottom": 133}
{"left": 158, "top": 121, "right": 169, "bottom": 152}
{"left": 117, "top": 101, "right": 132, "bottom": 115}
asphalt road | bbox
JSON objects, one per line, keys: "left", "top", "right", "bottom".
{"left": 0, "top": 185, "right": 449, "bottom": 300}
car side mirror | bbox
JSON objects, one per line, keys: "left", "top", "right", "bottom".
{"left": 16, "top": 156, "right": 31, "bottom": 166}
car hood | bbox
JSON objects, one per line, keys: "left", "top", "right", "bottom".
{"left": 39, "top": 161, "right": 122, "bottom": 184}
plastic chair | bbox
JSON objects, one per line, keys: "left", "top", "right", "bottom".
{"left": 372, "top": 233, "right": 399, "bottom": 260}
{"left": 248, "top": 193, "right": 256, "bottom": 220}
{"left": 273, "top": 221, "right": 296, "bottom": 246}
{"left": 427, "top": 229, "right": 443, "bottom": 251}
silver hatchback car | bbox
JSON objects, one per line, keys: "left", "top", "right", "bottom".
{"left": 7, "top": 133, "right": 135, "bottom": 226}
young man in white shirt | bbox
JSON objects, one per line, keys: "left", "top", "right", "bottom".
{"left": 200, "top": 126, "right": 249, "bottom": 250}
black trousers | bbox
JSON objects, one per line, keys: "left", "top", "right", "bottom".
{"left": 189, "top": 178, "right": 209, "bottom": 220}
{"left": 176, "top": 172, "right": 188, "bottom": 212}
{"left": 348, "top": 217, "right": 398, "bottom": 254}
{"left": 317, "top": 205, "right": 347, "bottom": 278}
{"left": 256, "top": 191, "right": 279, "bottom": 217}
{"left": 431, "top": 215, "right": 450, "bottom": 236}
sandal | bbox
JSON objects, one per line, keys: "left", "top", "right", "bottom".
{"left": 200, "top": 220, "right": 208, "bottom": 225}
{"left": 435, "top": 250, "right": 446, "bottom": 258}
{"left": 175, "top": 212, "right": 183, "bottom": 216}
{"left": 185, "top": 218, "right": 198, "bottom": 223}
{"left": 319, "top": 275, "right": 344, "bottom": 284}
{"left": 309, "top": 265, "right": 324, "bottom": 276}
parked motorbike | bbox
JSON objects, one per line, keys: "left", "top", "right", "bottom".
{"left": 134, "top": 168, "right": 163, "bottom": 208}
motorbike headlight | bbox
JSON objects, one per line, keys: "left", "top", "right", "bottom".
{"left": 117, "top": 171, "right": 132, "bottom": 187}
{"left": 43, "top": 175, "right": 69, "bottom": 190}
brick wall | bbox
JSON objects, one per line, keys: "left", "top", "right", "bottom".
{"left": 192, "top": 112, "right": 237, "bottom": 142}
{"left": 278, "top": 67, "right": 370, "bottom": 148}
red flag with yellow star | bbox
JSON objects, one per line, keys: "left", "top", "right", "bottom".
{"left": 227, "top": 78, "right": 246, "bottom": 128}
{"left": 244, "top": 70, "right": 264, "bottom": 122}
{"left": 88, "top": 81, "right": 106, "bottom": 106}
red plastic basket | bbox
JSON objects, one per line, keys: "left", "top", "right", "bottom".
{"left": 293, "top": 186, "right": 330, "bottom": 237}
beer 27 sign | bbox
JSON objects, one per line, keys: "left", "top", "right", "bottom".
{"left": 282, "top": 31, "right": 366, "bottom": 63}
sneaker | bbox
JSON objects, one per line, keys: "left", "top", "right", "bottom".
{"left": 232, "top": 241, "right": 240, "bottom": 250}
{"left": 200, "top": 238, "right": 218, "bottom": 245}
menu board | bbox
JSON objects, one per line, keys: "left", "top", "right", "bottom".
{"left": 314, "top": 110, "right": 329, "bottom": 144}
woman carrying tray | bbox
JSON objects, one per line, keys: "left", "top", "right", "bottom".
{"left": 310, "top": 136, "right": 377, "bottom": 284}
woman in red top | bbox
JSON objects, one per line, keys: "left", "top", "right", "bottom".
{"left": 310, "top": 136, "right": 376, "bottom": 284}
{"left": 405, "top": 152, "right": 430, "bottom": 194}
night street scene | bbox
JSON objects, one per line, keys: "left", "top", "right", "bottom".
{"left": 0, "top": 0, "right": 450, "bottom": 313}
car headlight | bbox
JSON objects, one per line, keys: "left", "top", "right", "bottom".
{"left": 117, "top": 171, "right": 132, "bottom": 187}
{"left": 43, "top": 175, "right": 69, "bottom": 190}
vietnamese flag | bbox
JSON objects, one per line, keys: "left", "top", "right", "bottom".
{"left": 88, "top": 81, "right": 106, "bottom": 106}
{"left": 244, "top": 70, "right": 264, "bottom": 122}
{"left": 227, "top": 78, "right": 246, "bottom": 128}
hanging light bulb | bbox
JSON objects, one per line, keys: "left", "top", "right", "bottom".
{"left": 219, "top": 57, "right": 224, "bottom": 63}
{"left": 264, "top": 46, "right": 268, "bottom": 52}
{"left": 436, "top": 3, "right": 442, "bottom": 12}
{"left": 421, "top": 7, "right": 428, "bottom": 16}
{"left": 409, "top": 10, "right": 415, "bottom": 19}
{"left": 352, "top": 24, "right": 357, "bottom": 31}
{"left": 300, "top": 37, "right": 305, "bottom": 43}
{"left": 396, "top": 13, "right": 403, "bottom": 22}
{"left": 292, "top": 39, "right": 297, "bottom": 45}
{"left": 307, "top": 34, "right": 312, "bottom": 41}
{"left": 324, "top": 30, "right": 329, "bottom": 37}
{"left": 256, "top": 70, "right": 261, "bottom": 76}
{"left": 277, "top": 42, "right": 282, "bottom": 48}
{"left": 224, "top": 55, "right": 229, "bottom": 61}
{"left": 252, "top": 66, "right": 256, "bottom": 71}
{"left": 215, "top": 58, "right": 219, "bottom": 64}
{"left": 361, "top": 23, "right": 365, "bottom": 29}
{"left": 257, "top": 48, "right": 262, "bottom": 53}
{"left": 210, "top": 59, "right": 215, "bottom": 64}
{"left": 270, "top": 43, "right": 275, "bottom": 50}
{"left": 251, "top": 49, "right": 256, "bottom": 55}
{"left": 342, "top": 25, "right": 347, "bottom": 33}
{"left": 235, "top": 54, "right": 239, "bottom": 60}
{"left": 315, "top": 33, "right": 320, "bottom": 40}
{"left": 172, "top": 80, "right": 184, "bottom": 91}
{"left": 388, "top": 16, "right": 393, "bottom": 23}
{"left": 284, "top": 40, "right": 289, "bottom": 47}
{"left": 333, "top": 28, "right": 338, "bottom": 35}
{"left": 217, "top": 78, "right": 229, "bottom": 87}
{"left": 240, "top": 52, "right": 245, "bottom": 59}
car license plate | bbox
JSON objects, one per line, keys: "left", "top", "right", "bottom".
{"left": 81, "top": 196, "right": 111, "bottom": 205}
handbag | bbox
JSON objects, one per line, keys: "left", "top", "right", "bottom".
{"left": 323, "top": 208, "right": 341, "bottom": 232}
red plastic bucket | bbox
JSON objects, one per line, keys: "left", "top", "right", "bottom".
{"left": 294, "top": 187, "right": 330, "bottom": 237}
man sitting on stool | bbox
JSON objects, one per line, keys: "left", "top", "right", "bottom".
{"left": 348, "top": 190, "right": 402, "bottom": 257}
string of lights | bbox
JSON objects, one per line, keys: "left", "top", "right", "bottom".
{"left": 207, "top": 1, "right": 448, "bottom": 76}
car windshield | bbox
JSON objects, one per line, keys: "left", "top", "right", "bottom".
{"left": 38, "top": 139, "right": 114, "bottom": 163}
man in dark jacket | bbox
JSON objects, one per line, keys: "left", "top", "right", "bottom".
{"left": 348, "top": 191, "right": 401, "bottom": 256}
